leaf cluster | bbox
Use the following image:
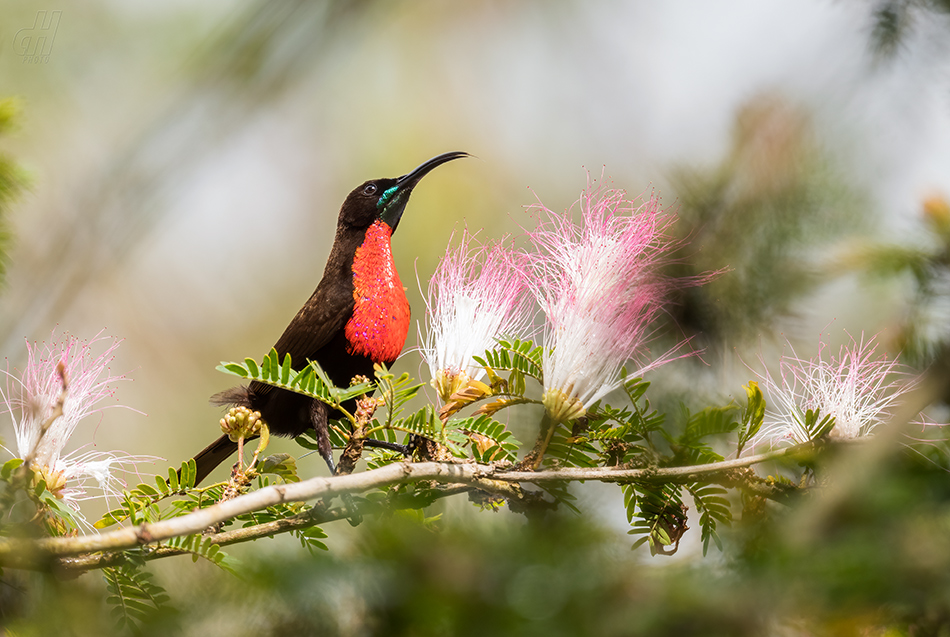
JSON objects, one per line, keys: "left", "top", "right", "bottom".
{"left": 0, "top": 333, "right": 907, "bottom": 637}
{"left": 0, "top": 458, "right": 82, "bottom": 534}
{"left": 96, "top": 460, "right": 200, "bottom": 530}
{"left": 218, "top": 349, "right": 374, "bottom": 419}
{"left": 104, "top": 564, "right": 174, "bottom": 632}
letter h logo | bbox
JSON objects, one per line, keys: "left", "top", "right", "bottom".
{"left": 14, "top": 11, "right": 62, "bottom": 63}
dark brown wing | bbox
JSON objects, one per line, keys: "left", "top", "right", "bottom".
{"left": 250, "top": 274, "right": 354, "bottom": 399}
{"left": 273, "top": 283, "right": 352, "bottom": 359}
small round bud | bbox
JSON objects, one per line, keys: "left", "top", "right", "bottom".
{"left": 219, "top": 406, "right": 265, "bottom": 441}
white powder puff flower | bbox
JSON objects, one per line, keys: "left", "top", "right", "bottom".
{"left": 0, "top": 331, "right": 157, "bottom": 530}
{"left": 752, "top": 334, "right": 912, "bottom": 447}
{"left": 527, "top": 182, "right": 706, "bottom": 423}
{"left": 420, "top": 230, "right": 532, "bottom": 402}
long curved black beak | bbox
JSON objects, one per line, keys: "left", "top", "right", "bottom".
{"left": 379, "top": 151, "right": 470, "bottom": 229}
{"left": 397, "top": 151, "right": 470, "bottom": 187}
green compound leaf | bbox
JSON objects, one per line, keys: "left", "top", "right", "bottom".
{"left": 218, "top": 349, "right": 373, "bottom": 409}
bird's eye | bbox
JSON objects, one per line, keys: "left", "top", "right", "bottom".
{"left": 362, "top": 184, "right": 378, "bottom": 196}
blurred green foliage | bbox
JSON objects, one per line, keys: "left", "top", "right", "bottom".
{"left": 5, "top": 432, "right": 950, "bottom": 636}
{"left": 0, "top": 98, "right": 29, "bottom": 289}
{"left": 869, "top": 0, "right": 950, "bottom": 60}
{"left": 2, "top": 2, "right": 950, "bottom": 636}
{"left": 841, "top": 195, "right": 950, "bottom": 374}
{"left": 664, "top": 94, "right": 865, "bottom": 352}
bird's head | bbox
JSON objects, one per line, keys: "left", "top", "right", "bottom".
{"left": 339, "top": 151, "right": 469, "bottom": 231}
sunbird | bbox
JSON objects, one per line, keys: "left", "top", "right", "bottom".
{"left": 191, "top": 151, "right": 469, "bottom": 484}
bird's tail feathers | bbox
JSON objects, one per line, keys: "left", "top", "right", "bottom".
{"left": 210, "top": 385, "right": 251, "bottom": 407}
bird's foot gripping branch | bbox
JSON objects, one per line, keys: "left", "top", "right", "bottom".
{"left": 0, "top": 332, "right": 929, "bottom": 630}
{"left": 0, "top": 177, "right": 928, "bottom": 633}
{"left": 0, "top": 344, "right": 878, "bottom": 565}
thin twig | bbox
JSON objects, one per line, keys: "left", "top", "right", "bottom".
{"left": 0, "top": 441, "right": 813, "bottom": 567}
{"left": 516, "top": 412, "right": 558, "bottom": 471}
{"left": 43, "top": 485, "right": 476, "bottom": 574}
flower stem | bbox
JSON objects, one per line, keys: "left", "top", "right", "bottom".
{"left": 518, "top": 413, "right": 559, "bottom": 471}
{"left": 0, "top": 364, "right": 67, "bottom": 523}
{"left": 0, "top": 442, "right": 829, "bottom": 568}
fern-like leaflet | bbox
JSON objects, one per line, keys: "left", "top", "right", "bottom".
{"left": 624, "top": 483, "right": 689, "bottom": 556}
{"left": 664, "top": 405, "right": 741, "bottom": 466}
{"left": 103, "top": 564, "right": 173, "bottom": 631}
{"left": 473, "top": 338, "right": 544, "bottom": 382}
{"left": 687, "top": 482, "right": 733, "bottom": 555}
{"left": 95, "top": 460, "right": 198, "bottom": 529}
{"left": 736, "top": 381, "right": 766, "bottom": 454}
{"left": 217, "top": 349, "right": 373, "bottom": 415}
{"left": 164, "top": 534, "right": 237, "bottom": 573}
{"left": 452, "top": 414, "right": 521, "bottom": 463}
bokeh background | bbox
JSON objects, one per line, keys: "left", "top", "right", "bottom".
{"left": 2, "top": 1, "right": 950, "bottom": 634}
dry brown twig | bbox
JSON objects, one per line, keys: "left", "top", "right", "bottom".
{"left": 0, "top": 440, "right": 818, "bottom": 572}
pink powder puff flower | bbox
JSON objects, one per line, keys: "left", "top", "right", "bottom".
{"left": 420, "top": 230, "right": 532, "bottom": 402}
{"left": 527, "top": 180, "right": 701, "bottom": 423}
{"left": 903, "top": 414, "right": 949, "bottom": 461}
{"left": 751, "top": 334, "right": 913, "bottom": 447}
{"left": 0, "top": 331, "right": 157, "bottom": 530}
